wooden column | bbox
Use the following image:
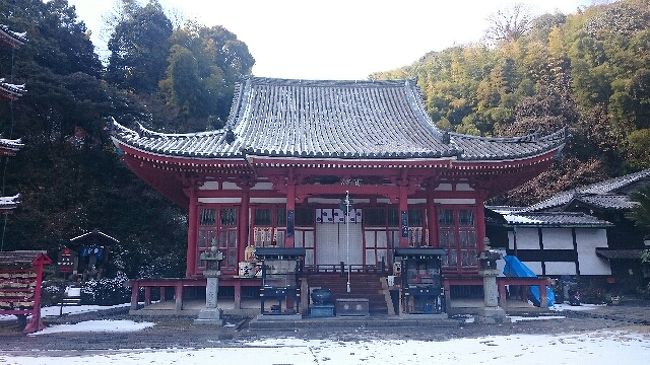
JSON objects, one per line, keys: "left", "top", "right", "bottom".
{"left": 237, "top": 187, "right": 250, "bottom": 264}
{"left": 427, "top": 189, "right": 438, "bottom": 247}
{"left": 186, "top": 187, "right": 198, "bottom": 278}
{"left": 398, "top": 172, "right": 409, "bottom": 248}
{"left": 130, "top": 281, "right": 139, "bottom": 310}
{"left": 285, "top": 171, "right": 296, "bottom": 248}
{"left": 476, "top": 195, "right": 486, "bottom": 252}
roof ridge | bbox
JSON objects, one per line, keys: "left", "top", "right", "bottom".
{"left": 246, "top": 76, "right": 411, "bottom": 88}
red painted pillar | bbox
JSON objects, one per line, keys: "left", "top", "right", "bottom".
{"left": 427, "top": 190, "right": 438, "bottom": 247}
{"left": 130, "top": 281, "right": 139, "bottom": 310}
{"left": 398, "top": 179, "right": 409, "bottom": 248}
{"left": 238, "top": 187, "right": 250, "bottom": 263}
{"left": 286, "top": 173, "right": 296, "bottom": 248}
{"left": 186, "top": 187, "right": 198, "bottom": 278}
{"left": 144, "top": 287, "right": 152, "bottom": 305}
{"left": 498, "top": 279, "right": 507, "bottom": 307}
{"left": 476, "top": 196, "right": 486, "bottom": 252}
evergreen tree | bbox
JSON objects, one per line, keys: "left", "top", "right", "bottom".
{"left": 106, "top": 0, "right": 172, "bottom": 94}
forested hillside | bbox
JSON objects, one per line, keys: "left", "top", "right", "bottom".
{"left": 372, "top": 0, "right": 650, "bottom": 205}
{"left": 0, "top": 0, "right": 253, "bottom": 277}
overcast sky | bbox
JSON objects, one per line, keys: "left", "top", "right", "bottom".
{"left": 68, "top": 0, "right": 590, "bottom": 80}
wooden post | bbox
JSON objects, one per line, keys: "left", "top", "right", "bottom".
{"left": 238, "top": 187, "right": 250, "bottom": 263}
{"left": 186, "top": 187, "right": 198, "bottom": 278}
{"left": 23, "top": 256, "right": 49, "bottom": 334}
{"left": 174, "top": 283, "right": 183, "bottom": 311}
{"left": 427, "top": 189, "right": 437, "bottom": 247}
{"left": 130, "top": 281, "right": 139, "bottom": 310}
{"left": 286, "top": 171, "right": 296, "bottom": 248}
{"left": 159, "top": 287, "right": 166, "bottom": 302}
{"left": 540, "top": 281, "right": 548, "bottom": 307}
{"left": 443, "top": 279, "right": 452, "bottom": 313}
{"left": 144, "top": 287, "right": 152, "bottom": 305}
{"left": 234, "top": 283, "right": 242, "bottom": 309}
{"left": 398, "top": 173, "right": 409, "bottom": 248}
{"left": 476, "top": 195, "right": 486, "bottom": 252}
{"left": 498, "top": 280, "right": 507, "bottom": 307}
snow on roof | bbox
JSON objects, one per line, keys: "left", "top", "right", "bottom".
{"left": 503, "top": 212, "right": 612, "bottom": 227}
{"left": 111, "top": 76, "right": 566, "bottom": 161}
{"left": 69, "top": 229, "right": 119, "bottom": 244}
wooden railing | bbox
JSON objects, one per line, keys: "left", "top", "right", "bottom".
{"left": 304, "top": 261, "right": 387, "bottom": 275}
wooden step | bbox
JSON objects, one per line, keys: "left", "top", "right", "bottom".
{"left": 305, "top": 273, "right": 388, "bottom": 315}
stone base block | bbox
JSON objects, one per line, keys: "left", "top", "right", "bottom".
{"left": 255, "top": 313, "right": 303, "bottom": 321}
{"left": 474, "top": 307, "right": 510, "bottom": 324}
{"left": 310, "top": 305, "right": 335, "bottom": 317}
{"left": 335, "top": 298, "right": 369, "bottom": 316}
{"left": 194, "top": 307, "right": 223, "bottom": 326}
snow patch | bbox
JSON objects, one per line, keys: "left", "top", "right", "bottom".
{"left": 508, "top": 315, "right": 565, "bottom": 322}
{"left": 28, "top": 319, "right": 154, "bottom": 336}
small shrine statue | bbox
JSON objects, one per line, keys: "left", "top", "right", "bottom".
{"left": 244, "top": 243, "right": 257, "bottom": 263}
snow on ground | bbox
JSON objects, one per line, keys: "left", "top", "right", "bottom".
{"left": 40, "top": 303, "right": 130, "bottom": 317}
{"left": 28, "top": 320, "right": 155, "bottom": 336}
{"left": 0, "top": 303, "right": 130, "bottom": 322}
{"left": 3, "top": 330, "right": 650, "bottom": 365}
{"left": 550, "top": 303, "right": 606, "bottom": 312}
{"left": 461, "top": 314, "right": 566, "bottom": 323}
{"left": 509, "top": 315, "right": 566, "bottom": 322}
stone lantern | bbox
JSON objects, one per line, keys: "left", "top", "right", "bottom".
{"left": 195, "top": 239, "right": 224, "bottom": 325}
{"left": 475, "top": 237, "right": 509, "bottom": 324}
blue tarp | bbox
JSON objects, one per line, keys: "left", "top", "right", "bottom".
{"left": 503, "top": 255, "right": 555, "bottom": 307}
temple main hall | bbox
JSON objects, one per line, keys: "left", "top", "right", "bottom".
{"left": 111, "top": 77, "right": 565, "bottom": 313}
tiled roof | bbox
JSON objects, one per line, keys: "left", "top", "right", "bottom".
{"left": 574, "top": 194, "right": 638, "bottom": 210}
{"left": 0, "top": 193, "right": 20, "bottom": 211}
{"left": 112, "top": 77, "right": 565, "bottom": 161}
{"left": 502, "top": 212, "right": 612, "bottom": 227}
{"left": 0, "top": 78, "right": 26, "bottom": 100}
{"left": 0, "top": 250, "right": 49, "bottom": 265}
{"left": 523, "top": 169, "right": 650, "bottom": 212}
{"left": 0, "top": 137, "right": 23, "bottom": 155}
{"left": 449, "top": 129, "right": 566, "bottom": 161}
{"left": 0, "top": 24, "right": 27, "bottom": 48}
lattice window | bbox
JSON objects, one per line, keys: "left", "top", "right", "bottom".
{"left": 438, "top": 206, "right": 478, "bottom": 272}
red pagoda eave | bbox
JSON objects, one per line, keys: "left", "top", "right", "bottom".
{"left": 247, "top": 155, "right": 454, "bottom": 169}
{"left": 0, "top": 88, "right": 23, "bottom": 101}
{"left": 248, "top": 146, "right": 561, "bottom": 172}
{"left": 448, "top": 147, "right": 561, "bottom": 171}
{"left": 0, "top": 27, "right": 26, "bottom": 48}
{"left": 0, "top": 147, "right": 18, "bottom": 156}
{"left": 113, "top": 139, "right": 252, "bottom": 172}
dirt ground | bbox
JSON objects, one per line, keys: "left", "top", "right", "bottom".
{"left": 0, "top": 300, "right": 648, "bottom": 353}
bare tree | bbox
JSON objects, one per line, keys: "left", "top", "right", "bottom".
{"left": 485, "top": 4, "right": 532, "bottom": 43}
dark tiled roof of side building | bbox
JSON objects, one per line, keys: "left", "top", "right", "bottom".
{"left": 523, "top": 169, "right": 650, "bottom": 212}
{"left": 111, "top": 77, "right": 566, "bottom": 161}
{"left": 573, "top": 194, "right": 638, "bottom": 210}
{"left": 502, "top": 212, "right": 612, "bottom": 227}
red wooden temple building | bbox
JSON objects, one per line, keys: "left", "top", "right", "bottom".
{"left": 111, "top": 77, "right": 566, "bottom": 311}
